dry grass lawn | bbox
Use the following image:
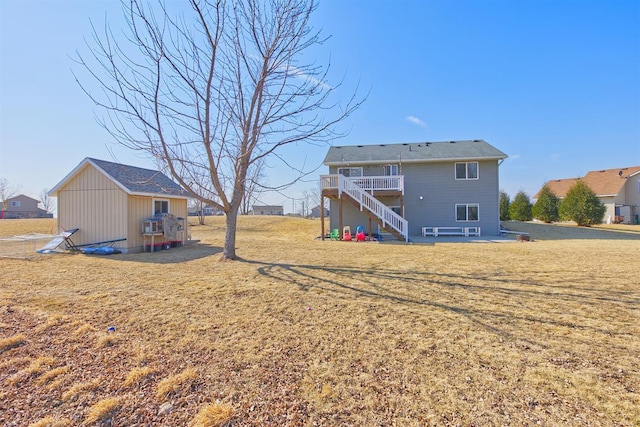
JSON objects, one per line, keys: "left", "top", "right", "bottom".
{"left": 0, "top": 217, "right": 638, "bottom": 426}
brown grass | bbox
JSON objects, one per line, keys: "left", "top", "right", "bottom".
{"left": 156, "top": 367, "right": 198, "bottom": 400}
{"left": 6, "top": 356, "right": 55, "bottom": 385}
{"left": 27, "top": 416, "right": 71, "bottom": 427}
{"left": 0, "top": 216, "right": 639, "bottom": 425}
{"left": 123, "top": 366, "right": 156, "bottom": 388}
{"left": 0, "top": 333, "right": 25, "bottom": 352}
{"left": 83, "top": 396, "right": 123, "bottom": 424}
{"left": 61, "top": 379, "right": 100, "bottom": 402}
{"left": 36, "top": 365, "right": 70, "bottom": 386}
{"left": 191, "top": 402, "right": 234, "bottom": 427}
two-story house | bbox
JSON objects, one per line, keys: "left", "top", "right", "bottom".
{"left": 320, "top": 140, "right": 508, "bottom": 241}
{"left": 1, "top": 194, "right": 53, "bottom": 219}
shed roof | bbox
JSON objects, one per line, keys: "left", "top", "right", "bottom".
{"left": 49, "top": 158, "right": 189, "bottom": 199}
{"left": 323, "top": 140, "right": 507, "bottom": 165}
{"left": 541, "top": 166, "right": 640, "bottom": 198}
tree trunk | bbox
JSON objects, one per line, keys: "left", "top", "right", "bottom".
{"left": 223, "top": 208, "right": 238, "bottom": 260}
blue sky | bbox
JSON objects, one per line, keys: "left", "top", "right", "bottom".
{"left": 1, "top": 0, "right": 639, "bottom": 213}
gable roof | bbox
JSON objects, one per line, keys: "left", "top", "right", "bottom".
{"left": 541, "top": 166, "right": 640, "bottom": 198}
{"left": 323, "top": 140, "right": 508, "bottom": 166}
{"left": 7, "top": 194, "right": 40, "bottom": 203}
{"left": 49, "top": 158, "right": 189, "bottom": 199}
{"left": 541, "top": 177, "right": 581, "bottom": 199}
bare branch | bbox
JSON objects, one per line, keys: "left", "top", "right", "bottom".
{"left": 75, "top": 0, "right": 364, "bottom": 259}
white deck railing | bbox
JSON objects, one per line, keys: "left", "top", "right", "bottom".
{"left": 321, "top": 174, "right": 408, "bottom": 241}
{"left": 321, "top": 174, "right": 404, "bottom": 193}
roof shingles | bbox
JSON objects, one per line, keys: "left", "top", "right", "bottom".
{"left": 542, "top": 166, "right": 640, "bottom": 198}
{"left": 323, "top": 140, "right": 507, "bottom": 165}
{"left": 88, "top": 158, "right": 189, "bottom": 197}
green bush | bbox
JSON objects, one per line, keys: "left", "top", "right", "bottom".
{"left": 499, "top": 190, "right": 510, "bottom": 221}
{"left": 532, "top": 184, "right": 560, "bottom": 223}
{"left": 509, "top": 191, "right": 532, "bottom": 221}
{"left": 559, "top": 180, "right": 605, "bottom": 226}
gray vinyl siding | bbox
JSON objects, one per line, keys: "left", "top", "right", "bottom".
{"left": 327, "top": 159, "right": 501, "bottom": 236}
{"left": 402, "top": 160, "right": 500, "bottom": 235}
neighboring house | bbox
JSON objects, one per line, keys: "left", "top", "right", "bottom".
{"left": 540, "top": 166, "right": 640, "bottom": 224}
{"left": 1, "top": 194, "right": 53, "bottom": 219}
{"left": 250, "top": 205, "right": 284, "bottom": 215}
{"left": 310, "top": 205, "right": 329, "bottom": 219}
{"left": 48, "top": 158, "right": 190, "bottom": 253}
{"left": 188, "top": 203, "right": 223, "bottom": 216}
{"left": 321, "top": 140, "right": 508, "bottom": 240}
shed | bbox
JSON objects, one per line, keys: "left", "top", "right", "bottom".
{"left": 49, "top": 158, "right": 190, "bottom": 253}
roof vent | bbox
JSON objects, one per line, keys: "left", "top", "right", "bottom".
{"left": 473, "top": 139, "right": 480, "bottom": 142}
{"left": 449, "top": 141, "right": 456, "bottom": 143}
{"left": 357, "top": 145, "right": 363, "bottom": 148}
{"left": 402, "top": 143, "right": 408, "bottom": 146}
{"left": 380, "top": 144, "right": 385, "bottom": 147}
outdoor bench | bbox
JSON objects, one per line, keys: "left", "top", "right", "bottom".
{"left": 422, "top": 226, "right": 481, "bottom": 237}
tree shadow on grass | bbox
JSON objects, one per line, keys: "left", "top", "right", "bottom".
{"left": 242, "top": 259, "right": 639, "bottom": 349}
{"left": 102, "top": 242, "right": 223, "bottom": 264}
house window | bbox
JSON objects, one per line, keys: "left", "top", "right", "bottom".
{"left": 455, "top": 162, "right": 479, "bottom": 180}
{"left": 390, "top": 206, "right": 402, "bottom": 216}
{"left": 338, "top": 167, "right": 363, "bottom": 177}
{"left": 154, "top": 199, "right": 169, "bottom": 215}
{"left": 384, "top": 164, "right": 399, "bottom": 176}
{"left": 10, "top": 201, "right": 21, "bottom": 207}
{"left": 456, "top": 203, "right": 479, "bottom": 221}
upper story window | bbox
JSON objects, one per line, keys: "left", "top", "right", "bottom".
{"left": 10, "top": 201, "right": 21, "bottom": 207}
{"left": 455, "top": 162, "right": 479, "bottom": 180}
{"left": 338, "top": 167, "right": 362, "bottom": 177}
{"left": 384, "top": 164, "right": 399, "bottom": 176}
{"left": 154, "top": 199, "right": 169, "bottom": 215}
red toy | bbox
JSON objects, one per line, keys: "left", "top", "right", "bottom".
{"left": 342, "top": 226, "right": 352, "bottom": 241}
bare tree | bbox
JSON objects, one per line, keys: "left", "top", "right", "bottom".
{"left": 40, "top": 189, "right": 54, "bottom": 214}
{"left": 75, "top": 0, "right": 362, "bottom": 259}
{"left": 188, "top": 197, "right": 206, "bottom": 225}
{"left": 299, "top": 188, "right": 315, "bottom": 217}
{"left": 0, "top": 177, "right": 17, "bottom": 217}
{"left": 240, "top": 159, "right": 266, "bottom": 215}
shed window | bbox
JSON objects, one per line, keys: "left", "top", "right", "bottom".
{"left": 456, "top": 203, "right": 479, "bottom": 221}
{"left": 455, "top": 162, "right": 479, "bottom": 180}
{"left": 154, "top": 200, "right": 169, "bottom": 215}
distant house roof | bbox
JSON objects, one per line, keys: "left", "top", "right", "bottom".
{"left": 323, "top": 140, "right": 508, "bottom": 166}
{"left": 6, "top": 194, "right": 39, "bottom": 204}
{"left": 541, "top": 166, "right": 640, "bottom": 198}
{"left": 49, "top": 157, "right": 190, "bottom": 199}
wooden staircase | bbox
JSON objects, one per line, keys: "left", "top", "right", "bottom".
{"left": 335, "top": 175, "right": 408, "bottom": 241}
